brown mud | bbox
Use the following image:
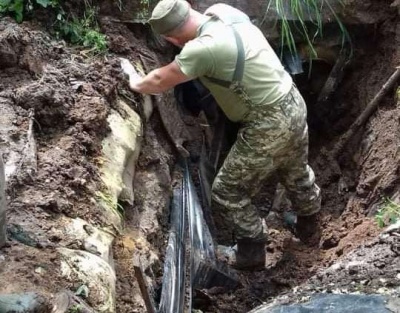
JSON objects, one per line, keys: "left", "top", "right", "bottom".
{"left": 0, "top": 0, "right": 399, "bottom": 312}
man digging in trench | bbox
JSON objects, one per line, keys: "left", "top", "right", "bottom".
{"left": 127, "top": 0, "right": 321, "bottom": 270}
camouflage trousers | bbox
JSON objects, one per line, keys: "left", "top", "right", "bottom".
{"left": 211, "top": 85, "right": 321, "bottom": 244}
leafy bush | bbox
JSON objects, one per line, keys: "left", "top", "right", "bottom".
{"left": 56, "top": 8, "right": 108, "bottom": 54}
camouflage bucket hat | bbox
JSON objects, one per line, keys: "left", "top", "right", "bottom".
{"left": 148, "top": 0, "right": 190, "bottom": 35}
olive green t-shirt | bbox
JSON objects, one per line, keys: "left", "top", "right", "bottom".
{"left": 175, "top": 4, "right": 292, "bottom": 118}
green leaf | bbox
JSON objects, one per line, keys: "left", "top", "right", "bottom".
{"left": 36, "top": 0, "right": 50, "bottom": 7}
{"left": 12, "top": 0, "right": 23, "bottom": 22}
{"left": 0, "top": 0, "right": 12, "bottom": 7}
{"left": 14, "top": 10, "right": 22, "bottom": 22}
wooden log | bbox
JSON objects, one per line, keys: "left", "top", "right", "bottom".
{"left": 133, "top": 256, "right": 157, "bottom": 313}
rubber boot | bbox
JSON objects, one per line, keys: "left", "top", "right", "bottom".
{"left": 234, "top": 237, "right": 267, "bottom": 270}
{"left": 295, "top": 213, "right": 320, "bottom": 244}
{"left": 216, "top": 237, "right": 267, "bottom": 271}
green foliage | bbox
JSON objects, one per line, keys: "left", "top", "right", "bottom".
{"left": 68, "top": 305, "right": 82, "bottom": 313}
{"left": 0, "top": 0, "right": 24, "bottom": 22}
{"left": 375, "top": 198, "right": 400, "bottom": 228}
{"left": 95, "top": 190, "right": 125, "bottom": 218}
{"left": 0, "top": 0, "right": 107, "bottom": 55}
{"left": 262, "top": 0, "right": 350, "bottom": 58}
{"left": 0, "top": 0, "right": 57, "bottom": 22}
{"left": 35, "top": 0, "right": 57, "bottom": 8}
{"left": 56, "top": 8, "right": 108, "bottom": 54}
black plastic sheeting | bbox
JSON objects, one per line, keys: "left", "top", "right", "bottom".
{"left": 250, "top": 294, "right": 396, "bottom": 313}
{"left": 158, "top": 176, "right": 187, "bottom": 313}
{"left": 184, "top": 159, "right": 217, "bottom": 283}
{"left": 159, "top": 159, "right": 238, "bottom": 313}
{"left": 185, "top": 159, "right": 238, "bottom": 291}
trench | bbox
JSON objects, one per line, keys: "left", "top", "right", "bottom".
{"left": 0, "top": 1, "right": 398, "bottom": 312}
{"left": 113, "top": 15, "right": 398, "bottom": 311}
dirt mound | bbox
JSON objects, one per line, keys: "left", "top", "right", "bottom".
{"left": 0, "top": 17, "right": 125, "bottom": 309}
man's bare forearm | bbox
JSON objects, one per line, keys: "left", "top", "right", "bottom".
{"left": 129, "top": 61, "right": 192, "bottom": 95}
{"left": 129, "top": 69, "right": 168, "bottom": 95}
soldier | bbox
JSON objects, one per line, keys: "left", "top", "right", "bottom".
{"left": 128, "top": 0, "right": 321, "bottom": 269}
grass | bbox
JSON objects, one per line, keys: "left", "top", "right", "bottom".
{"left": 261, "top": 0, "right": 350, "bottom": 60}
{"left": 375, "top": 198, "right": 400, "bottom": 228}
{"left": 68, "top": 305, "right": 82, "bottom": 313}
{"left": 95, "top": 190, "right": 125, "bottom": 218}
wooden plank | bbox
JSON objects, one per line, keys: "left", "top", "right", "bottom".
{"left": 0, "top": 154, "right": 6, "bottom": 248}
{"left": 133, "top": 255, "right": 157, "bottom": 313}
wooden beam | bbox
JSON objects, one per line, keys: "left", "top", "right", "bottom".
{"left": 133, "top": 255, "right": 157, "bottom": 313}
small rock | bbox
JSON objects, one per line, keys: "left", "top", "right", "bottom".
{"left": 348, "top": 265, "right": 359, "bottom": 275}
{"left": 374, "top": 261, "right": 386, "bottom": 269}
{"left": 34, "top": 267, "right": 45, "bottom": 274}
{"left": 377, "top": 287, "right": 388, "bottom": 294}
{"left": 356, "top": 250, "right": 366, "bottom": 257}
{"left": 330, "top": 263, "right": 342, "bottom": 271}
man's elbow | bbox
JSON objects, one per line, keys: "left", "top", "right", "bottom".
{"left": 152, "top": 69, "right": 171, "bottom": 91}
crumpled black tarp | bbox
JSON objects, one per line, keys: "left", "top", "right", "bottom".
{"left": 158, "top": 180, "right": 187, "bottom": 313}
{"left": 250, "top": 294, "right": 398, "bottom": 313}
{"left": 159, "top": 159, "right": 239, "bottom": 313}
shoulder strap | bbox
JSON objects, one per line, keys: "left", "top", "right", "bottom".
{"left": 204, "top": 9, "right": 248, "bottom": 84}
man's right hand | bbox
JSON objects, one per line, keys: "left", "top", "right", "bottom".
{"left": 120, "top": 58, "right": 142, "bottom": 85}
